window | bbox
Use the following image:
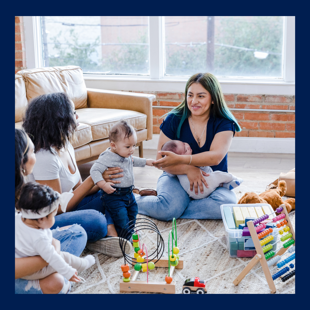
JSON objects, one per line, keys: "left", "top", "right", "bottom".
{"left": 25, "top": 16, "right": 294, "bottom": 86}
{"left": 40, "top": 16, "right": 149, "bottom": 75}
{"left": 164, "top": 16, "right": 284, "bottom": 78}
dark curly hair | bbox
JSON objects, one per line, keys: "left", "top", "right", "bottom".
{"left": 22, "top": 93, "right": 77, "bottom": 153}
{"left": 16, "top": 182, "right": 59, "bottom": 218}
{"left": 15, "top": 129, "right": 30, "bottom": 205}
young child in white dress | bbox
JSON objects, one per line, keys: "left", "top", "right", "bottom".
{"left": 161, "top": 140, "right": 243, "bottom": 199}
{"left": 15, "top": 183, "right": 95, "bottom": 286}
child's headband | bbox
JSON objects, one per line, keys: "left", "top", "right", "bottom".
{"left": 21, "top": 192, "right": 73, "bottom": 219}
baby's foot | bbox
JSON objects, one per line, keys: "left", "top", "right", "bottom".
{"left": 222, "top": 178, "right": 243, "bottom": 190}
{"left": 84, "top": 255, "right": 96, "bottom": 269}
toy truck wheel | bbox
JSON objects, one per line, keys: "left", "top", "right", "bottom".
{"left": 182, "top": 287, "right": 191, "bottom": 294}
{"left": 196, "top": 288, "right": 205, "bottom": 294}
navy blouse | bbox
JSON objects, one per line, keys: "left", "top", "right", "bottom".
{"left": 159, "top": 113, "right": 235, "bottom": 172}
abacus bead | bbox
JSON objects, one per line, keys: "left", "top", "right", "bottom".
{"left": 288, "top": 246, "right": 295, "bottom": 253}
{"left": 284, "top": 227, "right": 290, "bottom": 232}
{"left": 134, "top": 252, "right": 140, "bottom": 259}
{"left": 123, "top": 277, "right": 130, "bottom": 282}
{"left": 283, "top": 239, "right": 295, "bottom": 248}
{"left": 148, "top": 262, "right": 155, "bottom": 270}
{"left": 138, "top": 249, "right": 145, "bottom": 256}
{"left": 137, "top": 256, "right": 144, "bottom": 263}
{"left": 279, "top": 230, "right": 283, "bottom": 234}
{"left": 170, "top": 255, "right": 176, "bottom": 262}
{"left": 121, "top": 264, "right": 130, "bottom": 272}
{"left": 123, "top": 271, "right": 131, "bottom": 278}
{"left": 276, "top": 206, "right": 283, "bottom": 213}
{"left": 134, "top": 247, "right": 140, "bottom": 253}
{"left": 142, "top": 263, "right": 147, "bottom": 272}
{"left": 170, "top": 258, "right": 179, "bottom": 267}
{"left": 132, "top": 234, "right": 139, "bottom": 240}
{"left": 134, "top": 263, "right": 142, "bottom": 271}
{"left": 289, "top": 263, "right": 294, "bottom": 268}
{"left": 133, "top": 242, "right": 139, "bottom": 248}
{"left": 173, "top": 247, "right": 180, "bottom": 254}
{"left": 277, "top": 223, "right": 281, "bottom": 228}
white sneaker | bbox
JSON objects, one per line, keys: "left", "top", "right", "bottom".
{"left": 86, "top": 237, "right": 132, "bottom": 257}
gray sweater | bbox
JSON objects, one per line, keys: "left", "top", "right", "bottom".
{"left": 90, "top": 148, "right": 146, "bottom": 187}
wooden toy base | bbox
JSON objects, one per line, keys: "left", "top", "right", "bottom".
{"left": 119, "top": 257, "right": 184, "bottom": 294}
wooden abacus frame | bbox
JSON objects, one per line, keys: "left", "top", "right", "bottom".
{"left": 119, "top": 257, "right": 184, "bottom": 294}
{"left": 233, "top": 204, "right": 295, "bottom": 294}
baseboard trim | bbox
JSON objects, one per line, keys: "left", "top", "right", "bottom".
{"left": 144, "top": 135, "right": 295, "bottom": 154}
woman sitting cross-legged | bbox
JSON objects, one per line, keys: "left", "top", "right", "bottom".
{"left": 134, "top": 72, "right": 242, "bottom": 221}
{"left": 22, "top": 93, "right": 132, "bottom": 255}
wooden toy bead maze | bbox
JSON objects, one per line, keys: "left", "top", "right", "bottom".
{"left": 119, "top": 217, "right": 183, "bottom": 294}
{"left": 233, "top": 204, "right": 295, "bottom": 294}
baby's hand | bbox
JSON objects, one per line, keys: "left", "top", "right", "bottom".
{"left": 69, "top": 271, "right": 80, "bottom": 283}
{"left": 102, "top": 182, "right": 116, "bottom": 194}
{"left": 146, "top": 159, "right": 155, "bottom": 166}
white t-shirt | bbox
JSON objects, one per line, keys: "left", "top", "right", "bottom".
{"left": 29, "top": 143, "right": 81, "bottom": 193}
{"left": 15, "top": 213, "right": 76, "bottom": 280}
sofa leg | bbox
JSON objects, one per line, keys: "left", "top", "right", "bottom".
{"left": 138, "top": 141, "right": 143, "bottom": 158}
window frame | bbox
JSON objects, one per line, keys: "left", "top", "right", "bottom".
{"left": 23, "top": 16, "right": 295, "bottom": 95}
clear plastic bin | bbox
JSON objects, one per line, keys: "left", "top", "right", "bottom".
{"left": 220, "top": 203, "right": 277, "bottom": 257}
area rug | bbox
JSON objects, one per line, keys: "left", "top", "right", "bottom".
{"left": 70, "top": 191, "right": 295, "bottom": 294}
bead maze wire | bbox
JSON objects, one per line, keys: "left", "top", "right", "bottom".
{"left": 118, "top": 217, "right": 165, "bottom": 267}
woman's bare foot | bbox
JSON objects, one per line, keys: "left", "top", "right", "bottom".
{"left": 107, "top": 224, "right": 118, "bottom": 237}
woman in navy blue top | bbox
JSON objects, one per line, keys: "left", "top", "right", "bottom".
{"left": 135, "top": 72, "right": 242, "bottom": 220}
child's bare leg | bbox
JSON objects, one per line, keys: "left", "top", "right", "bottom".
{"left": 39, "top": 273, "right": 68, "bottom": 294}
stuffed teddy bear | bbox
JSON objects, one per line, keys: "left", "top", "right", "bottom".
{"left": 238, "top": 180, "right": 295, "bottom": 213}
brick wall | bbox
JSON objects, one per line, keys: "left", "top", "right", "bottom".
{"left": 141, "top": 92, "right": 295, "bottom": 138}
{"left": 15, "top": 16, "right": 26, "bottom": 73}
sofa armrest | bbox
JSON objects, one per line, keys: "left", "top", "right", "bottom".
{"left": 87, "top": 88, "right": 156, "bottom": 141}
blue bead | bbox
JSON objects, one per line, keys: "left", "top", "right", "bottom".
{"left": 289, "top": 263, "right": 294, "bottom": 268}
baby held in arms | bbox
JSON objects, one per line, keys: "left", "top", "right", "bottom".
{"left": 161, "top": 140, "right": 243, "bottom": 199}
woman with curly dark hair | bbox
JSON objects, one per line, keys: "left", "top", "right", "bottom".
{"left": 22, "top": 93, "right": 132, "bottom": 257}
{"left": 15, "top": 128, "right": 88, "bottom": 294}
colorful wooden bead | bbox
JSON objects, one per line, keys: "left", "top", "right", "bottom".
{"left": 279, "top": 230, "right": 283, "bottom": 234}
{"left": 134, "top": 247, "right": 140, "bottom": 253}
{"left": 289, "top": 263, "right": 294, "bottom": 268}
{"left": 170, "top": 255, "right": 176, "bottom": 262}
{"left": 142, "top": 263, "right": 147, "bottom": 272}
{"left": 123, "top": 271, "right": 131, "bottom": 278}
{"left": 165, "top": 275, "right": 173, "bottom": 284}
{"left": 148, "top": 262, "right": 155, "bottom": 270}
{"left": 121, "top": 264, "right": 130, "bottom": 272}
{"left": 133, "top": 242, "right": 139, "bottom": 248}
{"left": 137, "top": 256, "right": 144, "bottom": 263}
{"left": 132, "top": 234, "right": 139, "bottom": 240}
{"left": 170, "top": 258, "right": 179, "bottom": 267}
{"left": 138, "top": 249, "right": 145, "bottom": 257}
{"left": 134, "top": 263, "right": 142, "bottom": 271}
{"left": 123, "top": 277, "right": 130, "bottom": 282}
{"left": 134, "top": 252, "right": 140, "bottom": 259}
{"left": 284, "top": 226, "right": 290, "bottom": 232}
{"left": 173, "top": 247, "right": 179, "bottom": 254}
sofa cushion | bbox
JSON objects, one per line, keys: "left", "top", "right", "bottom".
{"left": 15, "top": 74, "right": 28, "bottom": 123}
{"left": 20, "top": 67, "right": 65, "bottom": 101}
{"left": 76, "top": 108, "right": 147, "bottom": 141}
{"left": 70, "top": 123, "right": 92, "bottom": 149}
{"left": 54, "top": 66, "right": 87, "bottom": 109}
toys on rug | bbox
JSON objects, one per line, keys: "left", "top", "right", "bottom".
{"left": 182, "top": 277, "right": 207, "bottom": 294}
{"left": 119, "top": 217, "right": 183, "bottom": 294}
{"left": 233, "top": 204, "right": 295, "bottom": 294}
{"left": 238, "top": 180, "right": 295, "bottom": 213}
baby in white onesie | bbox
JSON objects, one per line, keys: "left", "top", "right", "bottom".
{"left": 161, "top": 140, "right": 243, "bottom": 199}
{"left": 15, "top": 183, "right": 95, "bottom": 285}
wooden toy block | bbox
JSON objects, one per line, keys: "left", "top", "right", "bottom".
{"left": 224, "top": 207, "right": 236, "bottom": 229}
{"left": 241, "top": 208, "right": 250, "bottom": 220}
{"left": 247, "top": 207, "right": 257, "bottom": 218}
{"left": 233, "top": 207, "right": 244, "bottom": 227}
{"left": 262, "top": 205, "right": 275, "bottom": 219}
{"left": 254, "top": 207, "right": 264, "bottom": 218}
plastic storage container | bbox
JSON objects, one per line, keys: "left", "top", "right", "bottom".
{"left": 220, "top": 203, "right": 278, "bottom": 258}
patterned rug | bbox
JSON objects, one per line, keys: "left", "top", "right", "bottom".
{"left": 70, "top": 192, "right": 295, "bottom": 294}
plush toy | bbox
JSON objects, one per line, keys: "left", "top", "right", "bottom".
{"left": 238, "top": 180, "right": 295, "bottom": 213}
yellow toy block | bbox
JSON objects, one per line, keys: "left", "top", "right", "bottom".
{"left": 255, "top": 207, "right": 264, "bottom": 218}
{"left": 262, "top": 205, "right": 275, "bottom": 219}
{"left": 241, "top": 207, "right": 250, "bottom": 220}
{"left": 247, "top": 207, "right": 257, "bottom": 218}
{"left": 233, "top": 207, "right": 244, "bottom": 227}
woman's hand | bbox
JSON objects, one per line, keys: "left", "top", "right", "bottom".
{"left": 187, "top": 166, "right": 209, "bottom": 195}
{"left": 102, "top": 167, "right": 123, "bottom": 184}
{"left": 153, "top": 151, "right": 183, "bottom": 169}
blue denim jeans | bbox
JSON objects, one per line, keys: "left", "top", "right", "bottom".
{"left": 15, "top": 224, "right": 87, "bottom": 294}
{"left": 102, "top": 186, "right": 138, "bottom": 239}
{"left": 136, "top": 172, "right": 237, "bottom": 221}
{"left": 51, "top": 190, "right": 113, "bottom": 242}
